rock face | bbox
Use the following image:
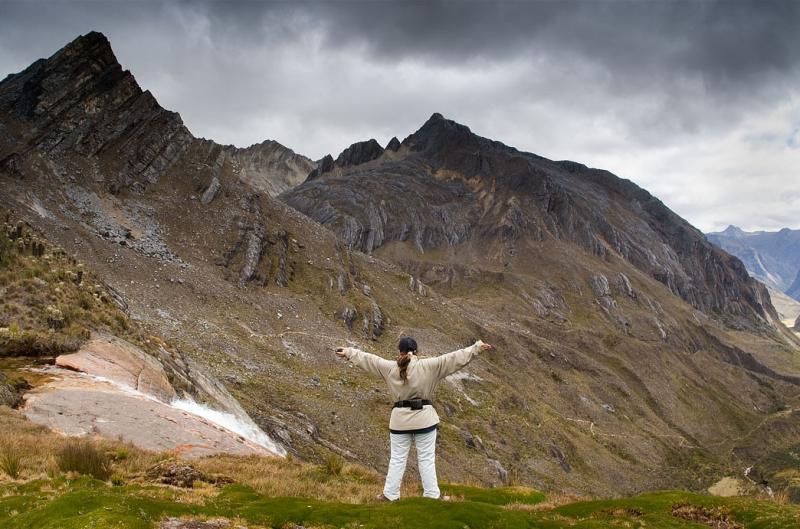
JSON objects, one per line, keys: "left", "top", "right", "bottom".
{"left": 305, "top": 139, "right": 384, "bottom": 181}
{"left": 229, "top": 140, "right": 315, "bottom": 197}
{"left": 56, "top": 331, "right": 177, "bottom": 402}
{"left": 281, "top": 112, "right": 778, "bottom": 327}
{"left": 22, "top": 368, "right": 277, "bottom": 458}
{"left": 707, "top": 225, "right": 800, "bottom": 301}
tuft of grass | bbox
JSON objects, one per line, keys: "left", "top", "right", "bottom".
{"left": 323, "top": 453, "right": 344, "bottom": 476}
{"left": 0, "top": 444, "right": 21, "bottom": 479}
{"left": 57, "top": 440, "right": 112, "bottom": 481}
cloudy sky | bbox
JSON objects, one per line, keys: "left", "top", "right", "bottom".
{"left": 1, "top": 0, "right": 798, "bottom": 232}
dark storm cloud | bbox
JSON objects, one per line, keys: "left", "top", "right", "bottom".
{"left": 190, "top": 0, "right": 800, "bottom": 92}
{"left": 0, "top": 0, "right": 798, "bottom": 231}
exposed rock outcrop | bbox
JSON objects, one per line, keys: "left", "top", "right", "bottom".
{"left": 56, "top": 331, "right": 177, "bottom": 402}
{"left": 363, "top": 300, "right": 385, "bottom": 340}
{"left": 304, "top": 139, "right": 384, "bottom": 181}
{"left": 229, "top": 140, "right": 315, "bottom": 196}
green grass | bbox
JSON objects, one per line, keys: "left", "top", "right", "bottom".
{"left": 1, "top": 478, "right": 799, "bottom": 529}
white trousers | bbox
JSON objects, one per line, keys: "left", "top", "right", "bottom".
{"left": 383, "top": 428, "right": 440, "bottom": 500}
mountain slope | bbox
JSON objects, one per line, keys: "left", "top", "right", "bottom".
{"left": 281, "top": 113, "right": 779, "bottom": 330}
{"left": 2, "top": 32, "right": 800, "bottom": 499}
{"left": 707, "top": 225, "right": 800, "bottom": 301}
{"left": 788, "top": 268, "right": 800, "bottom": 300}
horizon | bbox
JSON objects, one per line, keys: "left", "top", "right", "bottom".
{"left": 1, "top": 1, "right": 798, "bottom": 233}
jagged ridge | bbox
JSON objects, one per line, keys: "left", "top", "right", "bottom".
{"left": 0, "top": 31, "right": 313, "bottom": 196}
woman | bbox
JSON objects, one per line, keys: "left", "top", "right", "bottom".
{"left": 335, "top": 336, "right": 493, "bottom": 501}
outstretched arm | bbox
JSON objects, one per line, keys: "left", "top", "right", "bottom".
{"left": 335, "top": 347, "right": 394, "bottom": 380}
{"left": 425, "top": 340, "right": 493, "bottom": 379}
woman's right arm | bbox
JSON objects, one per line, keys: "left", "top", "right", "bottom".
{"left": 336, "top": 347, "right": 394, "bottom": 380}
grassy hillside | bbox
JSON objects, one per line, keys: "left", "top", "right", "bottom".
{"left": 1, "top": 405, "right": 799, "bottom": 528}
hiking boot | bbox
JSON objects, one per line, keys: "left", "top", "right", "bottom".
{"left": 375, "top": 493, "right": 392, "bottom": 502}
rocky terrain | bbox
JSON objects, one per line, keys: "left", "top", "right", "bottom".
{"left": 707, "top": 225, "right": 800, "bottom": 302}
{"left": 2, "top": 31, "right": 800, "bottom": 500}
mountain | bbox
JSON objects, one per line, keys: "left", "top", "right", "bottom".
{"left": 281, "top": 113, "right": 779, "bottom": 329}
{"left": 0, "top": 31, "right": 314, "bottom": 197}
{"left": 706, "top": 225, "right": 800, "bottom": 301}
{"left": 2, "top": 32, "right": 800, "bottom": 498}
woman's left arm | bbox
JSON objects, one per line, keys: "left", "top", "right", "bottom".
{"left": 427, "top": 340, "right": 492, "bottom": 379}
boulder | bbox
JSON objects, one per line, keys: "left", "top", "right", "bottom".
{"left": 147, "top": 460, "right": 218, "bottom": 488}
{"left": 589, "top": 274, "right": 611, "bottom": 297}
{"left": 487, "top": 458, "right": 509, "bottom": 484}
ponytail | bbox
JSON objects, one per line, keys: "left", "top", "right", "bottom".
{"left": 397, "top": 351, "right": 411, "bottom": 383}
{"left": 397, "top": 336, "right": 418, "bottom": 384}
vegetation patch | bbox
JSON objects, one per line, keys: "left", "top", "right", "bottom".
{"left": 671, "top": 502, "right": 744, "bottom": 528}
{"left": 56, "top": 439, "right": 112, "bottom": 481}
{"left": 0, "top": 212, "right": 142, "bottom": 359}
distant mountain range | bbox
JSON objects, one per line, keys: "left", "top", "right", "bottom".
{"left": 707, "top": 226, "right": 800, "bottom": 301}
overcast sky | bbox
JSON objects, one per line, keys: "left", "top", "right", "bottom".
{"left": 1, "top": 0, "right": 798, "bottom": 232}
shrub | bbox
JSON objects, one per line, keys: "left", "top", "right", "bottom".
{"left": 0, "top": 325, "right": 87, "bottom": 357}
{"left": 57, "top": 440, "right": 112, "bottom": 481}
{"left": 323, "top": 453, "right": 344, "bottom": 476}
{"left": 0, "top": 445, "right": 21, "bottom": 479}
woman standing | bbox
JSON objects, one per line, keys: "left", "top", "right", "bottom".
{"left": 335, "top": 336, "right": 492, "bottom": 501}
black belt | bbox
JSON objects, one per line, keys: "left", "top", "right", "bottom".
{"left": 394, "top": 399, "right": 432, "bottom": 410}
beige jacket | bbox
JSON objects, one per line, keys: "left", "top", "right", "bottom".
{"left": 343, "top": 340, "right": 485, "bottom": 432}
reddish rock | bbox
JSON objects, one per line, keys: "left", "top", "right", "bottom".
{"left": 56, "top": 331, "right": 176, "bottom": 402}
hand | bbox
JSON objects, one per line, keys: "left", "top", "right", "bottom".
{"left": 335, "top": 347, "right": 348, "bottom": 358}
{"left": 480, "top": 343, "right": 493, "bottom": 351}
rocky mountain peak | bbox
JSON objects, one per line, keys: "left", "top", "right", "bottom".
{"left": 305, "top": 139, "right": 385, "bottom": 181}
{"left": 0, "top": 31, "right": 312, "bottom": 197}
{"left": 404, "top": 112, "right": 479, "bottom": 153}
{"left": 721, "top": 225, "right": 745, "bottom": 236}
{"left": 0, "top": 31, "right": 134, "bottom": 122}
